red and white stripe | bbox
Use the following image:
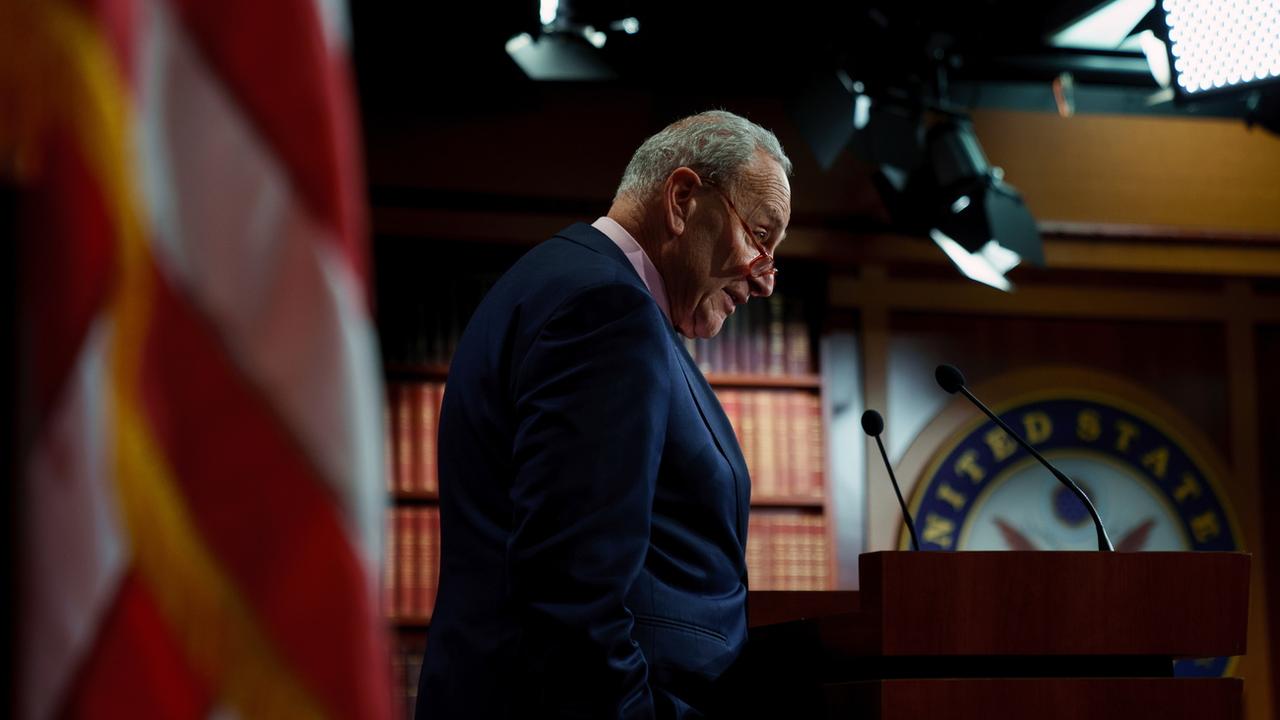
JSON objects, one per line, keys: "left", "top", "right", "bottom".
{"left": 17, "top": 0, "right": 390, "bottom": 716}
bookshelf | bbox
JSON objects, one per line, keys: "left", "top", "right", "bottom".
{"left": 376, "top": 239, "right": 832, "bottom": 715}
{"left": 704, "top": 373, "right": 821, "bottom": 389}
{"left": 687, "top": 291, "right": 831, "bottom": 593}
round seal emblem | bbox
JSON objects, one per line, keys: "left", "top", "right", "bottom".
{"left": 904, "top": 382, "right": 1241, "bottom": 678}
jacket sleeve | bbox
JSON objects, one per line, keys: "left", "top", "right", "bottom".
{"left": 508, "top": 281, "right": 672, "bottom": 719}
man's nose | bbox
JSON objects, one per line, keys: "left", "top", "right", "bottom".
{"left": 749, "top": 272, "right": 775, "bottom": 298}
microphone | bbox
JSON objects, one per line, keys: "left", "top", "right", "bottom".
{"left": 934, "top": 364, "right": 1115, "bottom": 551}
{"left": 861, "top": 409, "right": 920, "bottom": 551}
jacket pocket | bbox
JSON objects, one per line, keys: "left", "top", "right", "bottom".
{"left": 633, "top": 613, "right": 728, "bottom": 645}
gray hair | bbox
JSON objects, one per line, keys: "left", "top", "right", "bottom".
{"left": 614, "top": 110, "right": 793, "bottom": 203}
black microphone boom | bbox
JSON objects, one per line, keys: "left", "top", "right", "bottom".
{"left": 933, "top": 364, "right": 1115, "bottom": 552}
{"left": 861, "top": 409, "right": 920, "bottom": 551}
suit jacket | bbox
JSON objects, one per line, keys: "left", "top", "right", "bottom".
{"left": 416, "top": 223, "right": 752, "bottom": 719}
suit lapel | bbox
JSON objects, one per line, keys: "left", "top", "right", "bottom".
{"left": 670, "top": 328, "right": 751, "bottom": 541}
{"left": 561, "top": 222, "right": 752, "bottom": 539}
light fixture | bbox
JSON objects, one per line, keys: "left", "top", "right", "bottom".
{"left": 909, "top": 120, "right": 1043, "bottom": 291}
{"left": 1050, "top": 0, "right": 1159, "bottom": 50}
{"left": 1137, "top": 29, "right": 1173, "bottom": 87}
{"left": 1162, "top": 0, "right": 1280, "bottom": 95}
{"left": 506, "top": 1, "right": 638, "bottom": 81}
{"left": 787, "top": 69, "right": 923, "bottom": 172}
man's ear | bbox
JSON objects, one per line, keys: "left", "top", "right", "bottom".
{"left": 662, "top": 167, "right": 702, "bottom": 238}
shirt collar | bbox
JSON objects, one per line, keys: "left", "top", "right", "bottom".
{"left": 591, "top": 216, "right": 671, "bottom": 324}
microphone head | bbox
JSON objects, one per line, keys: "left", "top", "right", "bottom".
{"left": 861, "top": 409, "right": 884, "bottom": 436}
{"left": 935, "top": 364, "right": 967, "bottom": 394}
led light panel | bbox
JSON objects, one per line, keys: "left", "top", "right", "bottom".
{"left": 1163, "top": 0, "right": 1280, "bottom": 94}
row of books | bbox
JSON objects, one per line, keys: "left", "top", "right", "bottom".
{"left": 379, "top": 269, "right": 814, "bottom": 377}
{"left": 386, "top": 512, "right": 827, "bottom": 718}
{"left": 385, "top": 507, "right": 440, "bottom": 621}
{"left": 385, "top": 506, "right": 827, "bottom": 619}
{"left": 379, "top": 271, "right": 502, "bottom": 368}
{"left": 721, "top": 389, "right": 824, "bottom": 499}
{"left": 746, "top": 511, "right": 829, "bottom": 590}
{"left": 682, "top": 294, "right": 813, "bottom": 376}
{"left": 390, "top": 634, "right": 426, "bottom": 720}
{"left": 384, "top": 382, "right": 823, "bottom": 502}
{"left": 386, "top": 382, "right": 445, "bottom": 495}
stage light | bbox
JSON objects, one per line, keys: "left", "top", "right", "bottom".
{"left": 1162, "top": 0, "right": 1280, "bottom": 95}
{"left": 930, "top": 230, "right": 1014, "bottom": 292}
{"left": 787, "top": 70, "right": 924, "bottom": 172}
{"left": 1050, "top": 0, "right": 1159, "bottom": 51}
{"left": 1137, "top": 29, "right": 1173, "bottom": 86}
{"left": 506, "top": 31, "right": 616, "bottom": 80}
{"left": 909, "top": 120, "right": 1043, "bottom": 291}
{"left": 506, "top": 0, "right": 627, "bottom": 81}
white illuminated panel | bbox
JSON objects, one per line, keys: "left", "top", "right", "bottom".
{"left": 1163, "top": 0, "right": 1280, "bottom": 94}
{"left": 930, "top": 230, "right": 1014, "bottom": 292}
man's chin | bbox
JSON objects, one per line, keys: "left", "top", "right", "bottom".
{"left": 690, "top": 312, "right": 726, "bottom": 339}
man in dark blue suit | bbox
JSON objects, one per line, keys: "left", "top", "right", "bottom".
{"left": 417, "top": 110, "right": 793, "bottom": 718}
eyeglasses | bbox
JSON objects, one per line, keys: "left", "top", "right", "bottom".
{"left": 700, "top": 177, "right": 777, "bottom": 279}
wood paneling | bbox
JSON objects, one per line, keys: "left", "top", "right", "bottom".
{"left": 972, "top": 110, "right": 1280, "bottom": 235}
{"left": 883, "top": 312, "right": 1230, "bottom": 456}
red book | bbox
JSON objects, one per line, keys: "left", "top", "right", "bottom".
{"left": 719, "top": 389, "right": 741, "bottom": 446}
{"left": 383, "top": 394, "right": 394, "bottom": 493}
{"left": 756, "top": 392, "right": 778, "bottom": 499}
{"left": 749, "top": 298, "right": 768, "bottom": 375}
{"left": 808, "top": 394, "right": 824, "bottom": 498}
{"left": 746, "top": 512, "right": 768, "bottom": 590}
{"left": 740, "top": 391, "right": 758, "bottom": 487}
{"left": 766, "top": 294, "right": 786, "bottom": 375}
{"left": 784, "top": 299, "right": 810, "bottom": 375}
{"left": 410, "top": 386, "right": 421, "bottom": 493}
{"left": 414, "top": 508, "right": 429, "bottom": 619}
{"left": 396, "top": 508, "right": 414, "bottom": 619}
{"left": 428, "top": 383, "right": 446, "bottom": 494}
{"left": 424, "top": 506, "right": 440, "bottom": 618}
{"left": 784, "top": 393, "right": 804, "bottom": 498}
{"left": 811, "top": 513, "right": 828, "bottom": 589}
{"left": 391, "top": 640, "right": 406, "bottom": 719}
{"left": 383, "top": 509, "right": 396, "bottom": 619}
{"left": 395, "top": 384, "right": 413, "bottom": 494}
{"left": 419, "top": 383, "right": 437, "bottom": 495}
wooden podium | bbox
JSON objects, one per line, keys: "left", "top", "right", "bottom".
{"left": 744, "top": 551, "right": 1250, "bottom": 719}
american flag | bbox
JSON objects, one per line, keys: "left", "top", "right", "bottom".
{"left": 5, "top": 0, "right": 391, "bottom": 716}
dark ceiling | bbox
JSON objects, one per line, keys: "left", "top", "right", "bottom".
{"left": 350, "top": 1, "right": 1279, "bottom": 129}
{"left": 352, "top": 2, "right": 1157, "bottom": 109}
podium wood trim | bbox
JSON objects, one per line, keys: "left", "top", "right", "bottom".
{"left": 825, "top": 678, "right": 1242, "bottom": 720}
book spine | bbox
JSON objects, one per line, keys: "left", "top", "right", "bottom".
{"left": 783, "top": 392, "right": 801, "bottom": 498}
{"left": 739, "top": 391, "right": 758, "bottom": 488}
{"left": 395, "top": 384, "right": 412, "bottom": 495}
{"left": 766, "top": 294, "right": 786, "bottom": 375}
{"left": 749, "top": 298, "right": 768, "bottom": 375}
{"left": 784, "top": 298, "right": 811, "bottom": 375}
{"left": 424, "top": 505, "right": 440, "bottom": 618}
{"left": 414, "top": 508, "right": 429, "bottom": 619}
{"left": 383, "top": 509, "right": 396, "bottom": 619}
{"left": 420, "top": 383, "right": 437, "bottom": 495}
{"left": 396, "top": 507, "right": 413, "bottom": 619}
{"left": 808, "top": 393, "right": 824, "bottom": 498}
{"left": 756, "top": 391, "right": 777, "bottom": 499}
{"left": 411, "top": 384, "right": 426, "bottom": 494}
